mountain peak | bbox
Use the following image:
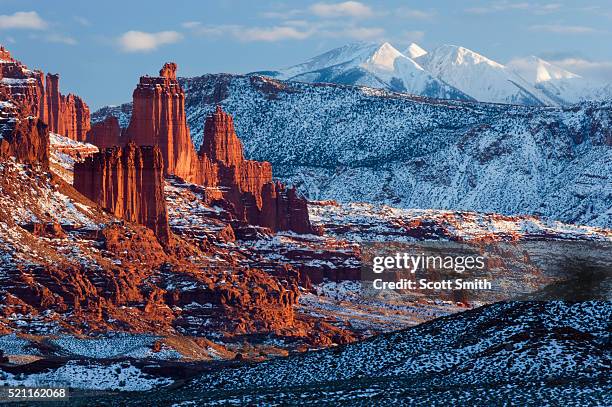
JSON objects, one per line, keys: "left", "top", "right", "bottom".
{"left": 432, "top": 44, "right": 504, "bottom": 68}
{"left": 404, "top": 43, "right": 427, "bottom": 59}
{"left": 367, "top": 42, "right": 403, "bottom": 71}
{"left": 508, "top": 56, "right": 581, "bottom": 83}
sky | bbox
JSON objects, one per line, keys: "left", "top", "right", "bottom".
{"left": 1, "top": 0, "right": 610, "bottom": 109}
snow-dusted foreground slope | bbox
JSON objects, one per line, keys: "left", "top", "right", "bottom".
{"left": 94, "top": 75, "right": 612, "bottom": 228}
{"left": 91, "top": 301, "right": 612, "bottom": 405}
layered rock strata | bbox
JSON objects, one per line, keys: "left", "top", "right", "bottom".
{"left": 0, "top": 46, "right": 90, "bottom": 141}
{"left": 197, "top": 106, "right": 314, "bottom": 234}
{"left": 73, "top": 142, "right": 171, "bottom": 243}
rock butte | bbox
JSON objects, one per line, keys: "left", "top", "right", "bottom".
{"left": 125, "top": 62, "right": 198, "bottom": 182}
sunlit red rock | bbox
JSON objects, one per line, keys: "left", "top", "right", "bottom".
{"left": 125, "top": 62, "right": 198, "bottom": 181}
{"left": 86, "top": 115, "right": 122, "bottom": 149}
{"left": 197, "top": 106, "right": 316, "bottom": 234}
{"left": 45, "top": 74, "right": 91, "bottom": 141}
{"left": 73, "top": 142, "right": 171, "bottom": 244}
{"left": 0, "top": 46, "right": 91, "bottom": 141}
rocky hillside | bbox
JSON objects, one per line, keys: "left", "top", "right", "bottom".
{"left": 94, "top": 74, "right": 612, "bottom": 228}
{"left": 82, "top": 301, "right": 612, "bottom": 405}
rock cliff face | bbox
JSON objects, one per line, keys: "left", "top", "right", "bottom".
{"left": 0, "top": 46, "right": 91, "bottom": 141}
{"left": 125, "top": 62, "right": 198, "bottom": 181}
{"left": 0, "top": 46, "right": 46, "bottom": 120}
{"left": 86, "top": 115, "right": 122, "bottom": 149}
{"left": 73, "top": 142, "right": 171, "bottom": 244}
{"left": 0, "top": 99, "right": 49, "bottom": 166}
{"left": 45, "top": 74, "right": 91, "bottom": 141}
{"left": 197, "top": 106, "right": 314, "bottom": 234}
{"left": 119, "top": 63, "right": 314, "bottom": 234}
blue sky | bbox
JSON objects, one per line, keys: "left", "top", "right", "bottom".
{"left": 1, "top": 0, "right": 610, "bottom": 108}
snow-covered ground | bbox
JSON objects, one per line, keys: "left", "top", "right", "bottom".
{"left": 1, "top": 360, "right": 172, "bottom": 391}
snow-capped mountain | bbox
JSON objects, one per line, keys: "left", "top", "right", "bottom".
{"left": 404, "top": 42, "right": 428, "bottom": 59}
{"left": 255, "top": 41, "right": 610, "bottom": 106}
{"left": 416, "top": 44, "right": 556, "bottom": 106}
{"left": 508, "top": 56, "right": 612, "bottom": 104}
{"left": 261, "top": 42, "right": 473, "bottom": 101}
{"left": 93, "top": 74, "right": 612, "bottom": 228}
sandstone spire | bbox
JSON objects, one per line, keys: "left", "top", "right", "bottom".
{"left": 125, "top": 62, "right": 198, "bottom": 182}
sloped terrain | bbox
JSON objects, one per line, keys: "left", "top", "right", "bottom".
{"left": 75, "top": 301, "right": 612, "bottom": 405}
{"left": 265, "top": 42, "right": 471, "bottom": 101}
{"left": 94, "top": 74, "right": 612, "bottom": 228}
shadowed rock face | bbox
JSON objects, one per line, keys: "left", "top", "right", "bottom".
{"left": 73, "top": 142, "right": 171, "bottom": 244}
{"left": 86, "top": 115, "right": 122, "bottom": 149}
{"left": 0, "top": 46, "right": 90, "bottom": 142}
{"left": 125, "top": 62, "right": 198, "bottom": 182}
{"left": 0, "top": 107, "right": 49, "bottom": 167}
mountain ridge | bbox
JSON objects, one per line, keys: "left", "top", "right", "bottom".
{"left": 93, "top": 73, "right": 612, "bottom": 228}
{"left": 252, "top": 41, "right": 611, "bottom": 106}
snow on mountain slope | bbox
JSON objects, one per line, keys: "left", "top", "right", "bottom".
{"left": 404, "top": 42, "right": 427, "bottom": 59}
{"left": 93, "top": 74, "right": 612, "bottom": 228}
{"left": 270, "top": 42, "right": 472, "bottom": 101}
{"left": 417, "top": 45, "right": 553, "bottom": 106}
{"left": 97, "top": 301, "right": 612, "bottom": 405}
{"left": 508, "top": 56, "right": 612, "bottom": 105}
{"left": 252, "top": 41, "right": 610, "bottom": 106}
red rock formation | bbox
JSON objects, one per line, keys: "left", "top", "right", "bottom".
{"left": 0, "top": 96, "right": 49, "bottom": 166}
{"left": 0, "top": 47, "right": 91, "bottom": 141}
{"left": 73, "top": 142, "right": 171, "bottom": 244}
{"left": 197, "top": 107, "right": 315, "bottom": 234}
{"left": 125, "top": 62, "right": 198, "bottom": 181}
{"left": 200, "top": 105, "right": 245, "bottom": 167}
{"left": 119, "top": 63, "right": 314, "bottom": 234}
{"left": 45, "top": 74, "right": 91, "bottom": 141}
{"left": 86, "top": 115, "right": 122, "bottom": 149}
{"left": 0, "top": 46, "right": 46, "bottom": 120}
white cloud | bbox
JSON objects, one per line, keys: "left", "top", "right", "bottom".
{"left": 45, "top": 33, "right": 77, "bottom": 45}
{"left": 184, "top": 20, "right": 386, "bottom": 42}
{"left": 118, "top": 30, "right": 183, "bottom": 52}
{"left": 400, "top": 30, "right": 425, "bottom": 42}
{"left": 239, "top": 26, "right": 312, "bottom": 41}
{"left": 397, "top": 8, "right": 435, "bottom": 19}
{"left": 74, "top": 16, "right": 91, "bottom": 27}
{"left": 550, "top": 58, "right": 612, "bottom": 82}
{"left": 310, "top": 1, "right": 373, "bottom": 18}
{"left": 335, "top": 27, "right": 384, "bottom": 40}
{"left": 0, "top": 11, "right": 48, "bottom": 30}
{"left": 529, "top": 24, "right": 596, "bottom": 34}
{"left": 181, "top": 21, "right": 201, "bottom": 29}
{"left": 184, "top": 22, "right": 312, "bottom": 42}
{"left": 466, "top": 2, "right": 560, "bottom": 15}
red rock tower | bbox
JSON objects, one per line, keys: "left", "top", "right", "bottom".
{"left": 73, "top": 142, "right": 171, "bottom": 244}
{"left": 197, "top": 107, "right": 314, "bottom": 234}
{"left": 125, "top": 62, "right": 198, "bottom": 182}
{"left": 44, "top": 74, "right": 91, "bottom": 141}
